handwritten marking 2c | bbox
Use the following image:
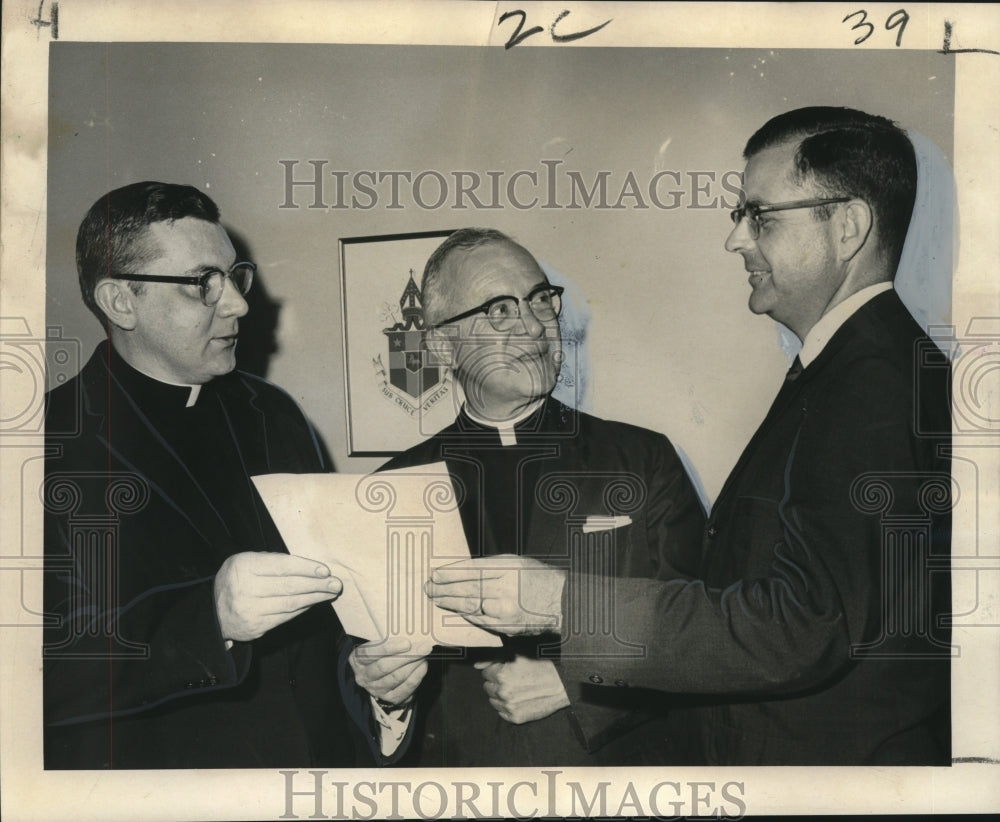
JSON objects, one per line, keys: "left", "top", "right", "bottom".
{"left": 499, "top": 8, "right": 612, "bottom": 50}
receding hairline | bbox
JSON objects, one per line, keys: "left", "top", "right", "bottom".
{"left": 423, "top": 236, "right": 544, "bottom": 324}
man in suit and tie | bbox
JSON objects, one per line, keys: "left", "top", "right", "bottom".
{"left": 43, "top": 181, "right": 415, "bottom": 768}
{"left": 428, "top": 108, "right": 953, "bottom": 765}
{"left": 373, "top": 228, "right": 706, "bottom": 766}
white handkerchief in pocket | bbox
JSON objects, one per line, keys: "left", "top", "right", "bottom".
{"left": 582, "top": 515, "right": 633, "bottom": 533}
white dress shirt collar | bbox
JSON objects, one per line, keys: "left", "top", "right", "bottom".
{"left": 799, "top": 282, "right": 893, "bottom": 368}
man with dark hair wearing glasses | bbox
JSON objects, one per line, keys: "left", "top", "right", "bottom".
{"left": 43, "top": 181, "right": 414, "bottom": 768}
{"left": 365, "top": 228, "right": 705, "bottom": 766}
{"left": 428, "top": 108, "right": 952, "bottom": 765}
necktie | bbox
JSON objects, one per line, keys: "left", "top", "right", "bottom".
{"left": 786, "top": 355, "right": 804, "bottom": 381}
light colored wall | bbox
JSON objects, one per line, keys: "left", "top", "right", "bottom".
{"left": 46, "top": 44, "right": 954, "bottom": 503}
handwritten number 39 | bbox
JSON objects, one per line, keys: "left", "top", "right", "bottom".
{"left": 843, "top": 9, "right": 910, "bottom": 47}
{"left": 499, "top": 9, "right": 613, "bottom": 50}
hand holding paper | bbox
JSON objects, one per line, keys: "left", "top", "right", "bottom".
{"left": 214, "top": 551, "right": 343, "bottom": 643}
{"left": 252, "top": 466, "right": 501, "bottom": 649}
{"left": 426, "top": 554, "right": 566, "bottom": 637}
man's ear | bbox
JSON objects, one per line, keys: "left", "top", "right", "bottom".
{"left": 93, "top": 279, "right": 139, "bottom": 331}
{"left": 424, "top": 328, "right": 454, "bottom": 368}
{"left": 836, "top": 199, "right": 873, "bottom": 262}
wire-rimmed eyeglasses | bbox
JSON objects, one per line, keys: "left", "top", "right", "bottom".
{"left": 429, "top": 283, "right": 565, "bottom": 332}
{"left": 730, "top": 197, "right": 852, "bottom": 240}
{"left": 114, "top": 262, "right": 256, "bottom": 307}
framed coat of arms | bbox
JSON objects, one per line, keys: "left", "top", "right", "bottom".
{"left": 339, "top": 230, "right": 458, "bottom": 455}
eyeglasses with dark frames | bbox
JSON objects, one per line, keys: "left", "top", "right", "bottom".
{"left": 114, "top": 262, "right": 256, "bottom": 307}
{"left": 429, "top": 283, "right": 565, "bottom": 332}
{"left": 730, "top": 197, "right": 853, "bottom": 240}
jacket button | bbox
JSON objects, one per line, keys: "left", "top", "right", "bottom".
{"left": 706, "top": 525, "right": 717, "bottom": 538}
{"left": 588, "top": 674, "right": 604, "bottom": 684}
{"left": 288, "top": 678, "right": 296, "bottom": 688}
{"left": 614, "top": 679, "right": 628, "bottom": 687}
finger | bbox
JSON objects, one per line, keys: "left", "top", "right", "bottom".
{"left": 410, "top": 636, "right": 435, "bottom": 656}
{"left": 454, "top": 613, "right": 542, "bottom": 636}
{"left": 472, "top": 660, "right": 496, "bottom": 671}
{"left": 429, "top": 559, "right": 481, "bottom": 583}
{"left": 364, "top": 656, "right": 425, "bottom": 683}
{"left": 380, "top": 660, "right": 428, "bottom": 704}
{"left": 240, "top": 551, "right": 335, "bottom": 579}
{"left": 430, "top": 555, "right": 530, "bottom": 582}
{"left": 476, "top": 663, "right": 502, "bottom": 683}
{"left": 428, "top": 594, "right": 482, "bottom": 614}
{"left": 354, "top": 657, "right": 408, "bottom": 694}
{"left": 354, "top": 636, "right": 412, "bottom": 660}
{"left": 424, "top": 576, "right": 483, "bottom": 599}
{"left": 259, "top": 589, "right": 341, "bottom": 615}
{"left": 482, "top": 680, "right": 499, "bottom": 699}
{"left": 248, "top": 573, "right": 343, "bottom": 598}
{"left": 347, "top": 649, "right": 362, "bottom": 678}
{"left": 428, "top": 567, "right": 506, "bottom": 585}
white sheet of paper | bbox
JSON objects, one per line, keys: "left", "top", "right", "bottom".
{"left": 252, "top": 464, "right": 501, "bottom": 648}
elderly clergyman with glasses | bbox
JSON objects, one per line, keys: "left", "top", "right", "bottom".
{"left": 428, "top": 108, "right": 953, "bottom": 765}
{"left": 43, "top": 181, "right": 416, "bottom": 768}
{"left": 366, "top": 228, "right": 706, "bottom": 766}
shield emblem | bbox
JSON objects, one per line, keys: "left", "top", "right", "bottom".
{"left": 383, "top": 274, "right": 440, "bottom": 399}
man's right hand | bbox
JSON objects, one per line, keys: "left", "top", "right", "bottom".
{"left": 214, "top": 551, "right": 343, "bottom": 642}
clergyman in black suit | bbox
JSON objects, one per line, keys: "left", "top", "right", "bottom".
{"left": 428, "top": 108, "right": 952, "bottom": 765}
{"left": 43, "top": 182, "right": 416, "bottom": 768}
{"left": 371, "top": 228, "right": 706, "bottom": 766}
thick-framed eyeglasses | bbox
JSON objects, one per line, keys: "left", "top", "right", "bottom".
{"left": 114, "top": 262, "right": 256, "bottom": 307}
{"left": 430, "top": 283, "right": 565, "bottom": 332}
{"left": 730, "top": 197, "right": 852, "bottom": 240}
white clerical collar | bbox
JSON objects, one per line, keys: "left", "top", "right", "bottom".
{"left": 799, "top": 282, "right": 893, "bottom": 367}
{"left": 464, "top": 398, "right": 546, "bottom": 446}
{"left": 129, "top": 362, "right": 202, "bottom": 407}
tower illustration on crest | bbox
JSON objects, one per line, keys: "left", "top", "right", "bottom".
{"left": 382, "top": 270, "right": 440, "bottom": 399}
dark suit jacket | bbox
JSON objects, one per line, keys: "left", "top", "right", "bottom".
{"left": 560, "top": 291, "right": 952, "bottom": 764}
{"left": 43, "top": 342, "right": 379, "bottom": 768}
{"left": 381, "top": 396, "right": 706, "bottom": 766}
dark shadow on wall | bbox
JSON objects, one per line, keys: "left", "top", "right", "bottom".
{"left": 229, "top": 227, "right": 281, "bottom": 380}
{"left": 227, "top": 225, "right": 337, "bottom": 471}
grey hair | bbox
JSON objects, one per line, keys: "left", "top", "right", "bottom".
{"left": 420, "top": 228, "right": 516, "bottom": 325}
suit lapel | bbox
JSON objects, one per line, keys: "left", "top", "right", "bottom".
{"left": 520, "top": 401, "right": 583, "bottom": 560}
{"left": 82, "top": 352, "right": 239, "bottom": 550}
{"left": 712, "top": 371, "right": 806, "bottom": 508}
{"left": 219, "top": 375, "right": 281, "bottom": 543}
{"left": 712, "top": 293, "right": 893, "bottom": 510}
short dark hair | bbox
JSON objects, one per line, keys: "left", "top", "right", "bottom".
{"left": 420, "top": 227, "right": 516, "bottom": 325}
{"left": 744, "top": 106, "right": 917, "bottom": 270}
{"left": 76, "top": 181, "right": 220, "bottom": 321}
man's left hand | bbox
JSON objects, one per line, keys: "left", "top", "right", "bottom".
{"left": 349, "top": 636, "right": 431, "bottom": 706}
{"left": 425, "top": 555, "right": 565, "bottom": 636}
{"left": 475, "top": 655, "right": 570, "bottom": 724}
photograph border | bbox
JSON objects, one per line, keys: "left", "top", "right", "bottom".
{"left": 2, "top": 2, "right": 999, "bottom": 820}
